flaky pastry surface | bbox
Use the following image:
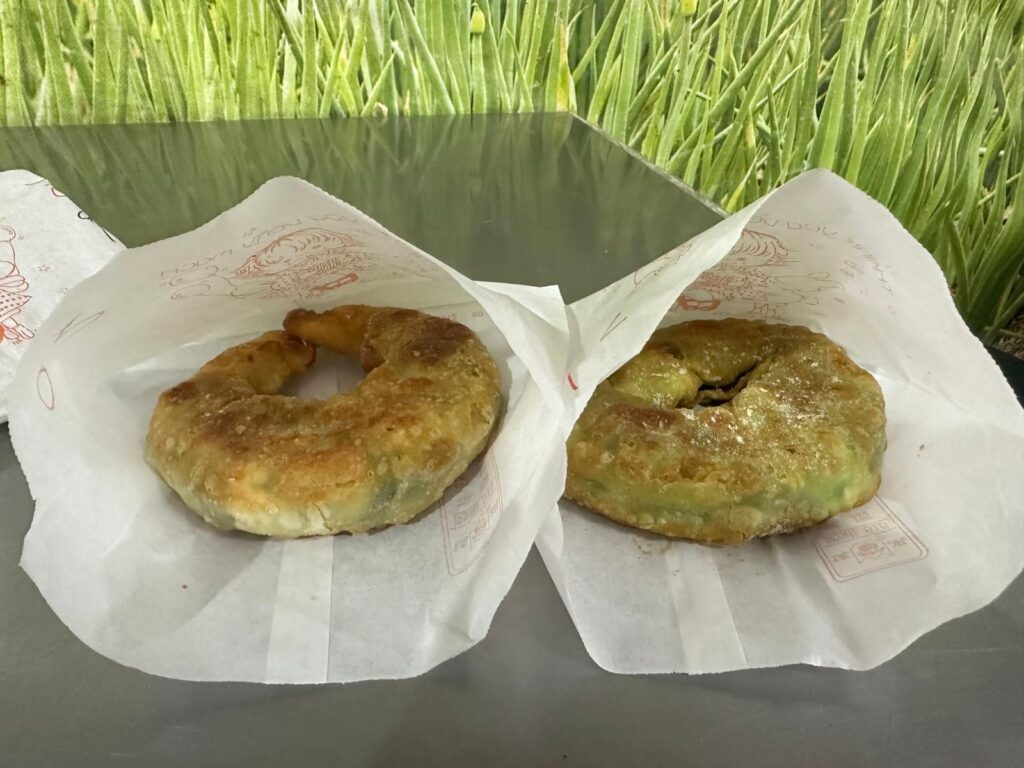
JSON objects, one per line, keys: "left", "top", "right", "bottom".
{"left": 146, "top": 306, "right": 501, "bottom": 537}
{"left": 565, "top": 318, "right": 886, "bottom": 544}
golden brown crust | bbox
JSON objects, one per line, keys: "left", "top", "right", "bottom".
{"left": 565, "top": 319, "right": 886, "bottom": 544}
{"left": 146, "top": 306, "right": 502, "bottom": 538}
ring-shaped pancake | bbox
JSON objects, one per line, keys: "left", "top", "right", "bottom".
{"left": 146, "top": 306, "right": 501, "bottom": 537}
{"left": 565, "top": 319, "right": 886, "bottom": 544}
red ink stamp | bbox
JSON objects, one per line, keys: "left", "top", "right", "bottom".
{"left": 441, "top": 453, "right": 503, "bottom": 576}
{"left": 813, "top": 497, "right": 927, "bottom": 582}
{"left": 676, "top": 288, "right": 720, "bottom": 312}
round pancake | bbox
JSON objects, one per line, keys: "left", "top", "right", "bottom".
{"left": 147, "top": 306, "right": 501, "bottom": 537}
{"left": 565, "top": 318, "right": 886, "bottom": 544}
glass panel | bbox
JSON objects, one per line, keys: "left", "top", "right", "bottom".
{"left": 0, "top": 115, "right": 720, "bottom": 301}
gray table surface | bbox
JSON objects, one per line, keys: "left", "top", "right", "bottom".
{"left": 2, "top": 114, "right": 1022, "bottom": 767}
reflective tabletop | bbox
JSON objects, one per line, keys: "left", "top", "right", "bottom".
{"left": 1, "top": 114, "right": 1021, "bottom": 767}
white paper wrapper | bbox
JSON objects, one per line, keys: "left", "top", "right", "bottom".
{"left": 538, "top": 170, "right": 1024, "bottom": 673}
{"left": 8, "top": 176, "right": 568, "bottom": 683}
{"left": 0, "top": 171, "right": 122, "bottom": 420}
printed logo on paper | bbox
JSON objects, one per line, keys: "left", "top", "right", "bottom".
{"left": 0, "top": 225, "right": 34, "bottom": 345}
{"left": 676, "top": 229, "right": 844, "bottom": 319}
{"left": 161, "top": 227, "right": 369, "bottom": 300}
{"left": 813, "top": 497, "right": 928, "bottom": 582}
{"left": 161, "top": 218, "right": 441, "bottom": 302}
{"left": 441, "top": 453, "right": 503, "bottom": 576}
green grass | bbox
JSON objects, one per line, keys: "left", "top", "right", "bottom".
{"left": 1, "top": 0, "right": 1021, "bottom": 343}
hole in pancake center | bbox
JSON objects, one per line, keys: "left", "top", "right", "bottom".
{"left": 279, "top": 349, "right": 365, "bottom": 399}
{"left": 678, "top": 362, "right": 759, "bottom": 409}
